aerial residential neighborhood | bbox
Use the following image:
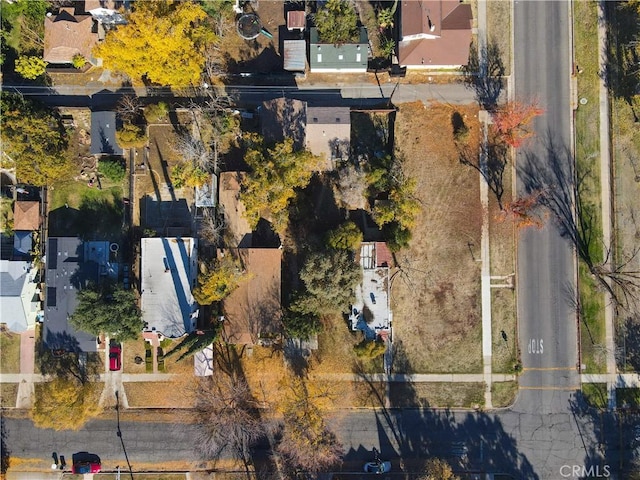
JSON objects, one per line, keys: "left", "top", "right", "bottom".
{"left": 0, "top": 1, "right": 639, "bottom": 479}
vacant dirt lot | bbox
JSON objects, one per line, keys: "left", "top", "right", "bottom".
{"left": 392, "top": 102, "right": 483, "bottom": 373}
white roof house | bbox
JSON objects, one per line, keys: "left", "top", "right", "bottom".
{"left": 140, "top": 237, "right": 198, "bottom": 338}
{"left": 0, "top": 260, "right": 40, "bottom": 332}
{"left": 350, "top": 242, "right": 393, "bottom": 339}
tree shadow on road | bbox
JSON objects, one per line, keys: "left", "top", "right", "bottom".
{"left": 346, "top": 344, "right": 538, "bottom": 478}
{"left": 567, "top": 390, "right": 635, "bottom": 477}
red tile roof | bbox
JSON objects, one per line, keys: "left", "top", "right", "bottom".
{"left": 287, "top": 10, "right": 306, "bottom": 29}
{"left": 44, "top": 7, "right": 98, "bottom": 64}
{"left": 13, "top": 201, "right": 40, "bottom": 231}
{"left": 399, "top": 0, "right": 473, "bottom": 67}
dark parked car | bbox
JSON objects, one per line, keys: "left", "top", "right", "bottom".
{"left": 109, "top": 343, "right": 122, "bottom": 371}
{"left": 364, "top": 460, "right": 391, "bottom": 474}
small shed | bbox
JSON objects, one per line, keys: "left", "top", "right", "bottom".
{"left": 283, "top": 40, "right": 306, "bottom": 72}
{"left": 91, "top": 111, "right": 123, "bottom": 156}
{"left": 195, "top": 174, "right": 217, "bottom": 208}
{"left": 286, "top": 10, "right": 306, "bottom": 30}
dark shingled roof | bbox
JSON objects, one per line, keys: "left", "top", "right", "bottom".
{"left": 44, "top": 237, "right": 98, "bottom": 353}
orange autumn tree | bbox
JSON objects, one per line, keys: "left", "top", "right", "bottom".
{"left": 497, "top": 190, "right": 545, "bottom": 229}
{"left": 491, "top": 101, "right": 544, "bottom": 148}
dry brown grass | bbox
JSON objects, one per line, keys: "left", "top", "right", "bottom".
{"left": 390, "top": 382, "right": 485, "bottom": 408}
{"left": 123, "top": 337, "right": 147, "bottom": 374}
{"left": 392, "top": 102, "right": 483, "bottom": 373}
{"left": 0, "top": 383, "right": 18, "bottom": 408}
{"left": 486, "top": 0, "right": 512, "bottom": 75}
{"left": 125, "top": 378, "right": 197, "bottom": 408}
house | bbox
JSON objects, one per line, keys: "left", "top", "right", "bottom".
{"left": 44, "top": 7, "right": 99, "bottom": 66}
{"left": 13, "top": 201, "right": 40, "bottom": 258}
{"left": 0, "top": 259, "right": 41, "bottom": 333}
{"left": 305, "top": 106, "right": 351, "bottom": 168}
{"left": 349, "top": 242, "right": 393, "bottom": 339}
{"left": 13, "top": 201, "right": 40, "bottom": 232}
{"left": 398, "top": 0, "right": 473, "bottom": 69}
{"left": 91, "top": 111, "right": 123, "bottom": 156}
{"left": 260, "top": 98, "right": 351, "bottom": 170}
{"left": 44, "top": 237, "right": 100, "bottom": 352}
{"left": 309, "top": 26, "right": 369, "bottom": 73}
{"left": 221, "top": 248, "right": 282, "bottom": 345}
{"left": 140, "top": 237, "right": 198, "bottom": 338}
{"left": 218, "top": 172, "right": 252, "bottom": 248}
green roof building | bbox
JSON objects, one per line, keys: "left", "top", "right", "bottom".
{"left": 309, "top": 26, "right": 369, "bottom": 73}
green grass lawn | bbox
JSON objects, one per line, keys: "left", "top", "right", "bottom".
{"left": 573, "top": 0, "right": 606, "bottom": 374}
{"left": 48, "top": 181, "right": 123, "bottom": 239}
{"left": 0, "top": 330, "right": 21, "bottom": 374}
{"left": 582, "top": 383, "right": 608, "bottom": 409}
{"left": 579, "top": 263, "right": 606, "bottom": 373}
{"left": 492, "top": 381, "right": 518, "bottom": 408}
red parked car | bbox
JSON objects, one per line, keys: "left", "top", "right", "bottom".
{"left": 72, "top": 460, "right": 101, "bottom": 474}
{"left": 109, "top": 344, "right": 122, "bottom": 371}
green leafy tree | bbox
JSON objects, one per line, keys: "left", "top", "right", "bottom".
{"left": 372, "top": 176, "right": 420, "bottom": 230}
{"left": 326, "top": 221, "right": 363, "bottom": 251}
{"left": 0, "top": 92, "right": 72, "bottom": 186}
{"left": 98, "top": 157, "right": 126, "bottom": 182}
{"left": 93, "top": 0, "right": 214, "bottom": 86}
{"left": 192, "top": 260, "right": 246, "bottom": 305}
{"left": 14, "top": 55, "right": 47, "bottom": 79}
{"left": 314, "top": 0, "right": 359, "bottom": 44}
{"left": 31, "top": 377, "right": 102, "bottom": 430}
{"left": 282, "top": 305, "right": 322, "bottom": 340}
{"left": 240, "top": 135, "right": 322, "bottom": 234}
{"left": 1, "top": 0, "right": 48, "bottom": 56}
{"left": 298, "top": 250, "right": 362, "bottom": 315}
{"left": 353, "top": 338, "right": 386, "bottom": 359}
{"left": 70, "top": 284, "right": 143, "bottom": 342}
{"left": 116, "top": 122, "right": 147, "bottom": 148}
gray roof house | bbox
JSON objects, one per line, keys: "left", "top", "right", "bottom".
{"left": 44, "top": 237, "right": 99, "bottom": 352}
{"left": 260, "top": 98, "right": 350, "bottom": 170}
{"left": 140, "top": 237, "right": 198, "bottom": 338}
{"left": 91, "top": 111, "right": 123, "bottom": 156}
{"left": 309, "top": 26, "right": 369, "bottom": 72}
{"left": 0, "top": 260, "right": 40, "bottom": 332}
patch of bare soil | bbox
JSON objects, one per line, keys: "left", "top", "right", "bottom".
{"left": 220, "top": 1, "right": 285, "bottom": 74}
{"left": 392, "top": 102, "right": 483, "bottom": 373}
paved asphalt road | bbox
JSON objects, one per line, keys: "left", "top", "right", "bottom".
{"left": 513, "top": 1, "right": 580, "bottom": 414}
{"left": 2, "top": 407, "right": 631, "bottom": 479}
{"left": 1, "top": 81, "right": 474, "bottom": 109}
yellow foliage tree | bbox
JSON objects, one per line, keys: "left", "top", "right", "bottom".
{"left": 277, "top": 375, "right": 342, "bottom": 472}
{"left": 31, "top": 377, "right": 103, "bottom": 430}
{"left": 192, "top": 261, "right": 246, "bottom": 305}
{"left": 419, "top": 458, "right": 459, "bottom": 480}
{"left": 240, "top": 135, "right": 322, "bottom": 234}
{"left": 171, "top": 162, "right": 210, "bottom": 189}
{"left": 93, "top": 0, "right": 214, "bottom": 86}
